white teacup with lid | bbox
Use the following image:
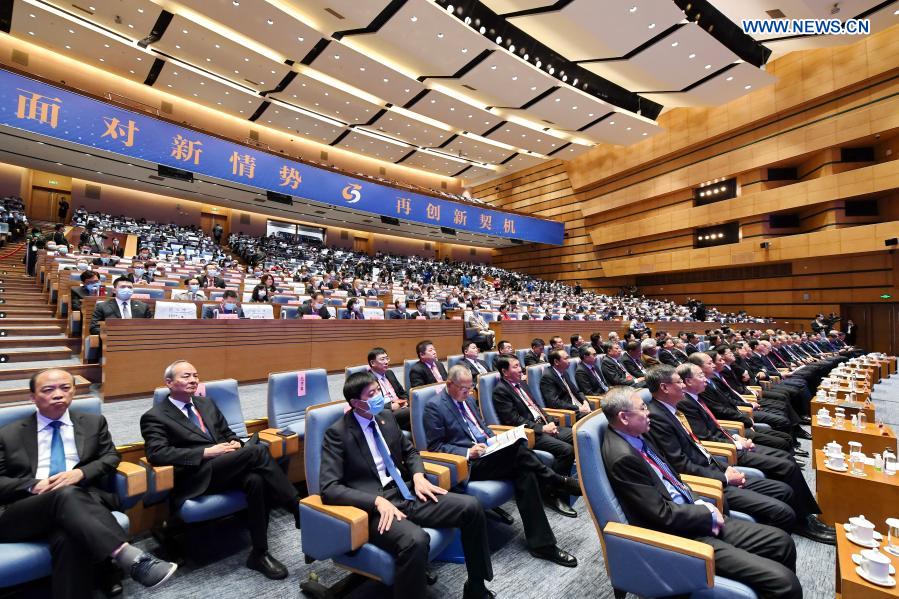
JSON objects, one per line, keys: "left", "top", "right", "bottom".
{"left": 859, "top": 549, "right": 891, "bottom": 582}
{"left": 849, "top": 515, "right": 877, "bottom": 544}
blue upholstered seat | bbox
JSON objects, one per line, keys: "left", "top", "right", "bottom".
{"left": 267, "top": 368, "right": 331, "bottom": 440}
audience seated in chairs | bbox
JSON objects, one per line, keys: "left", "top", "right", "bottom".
{"left": 319, "top": 371, "right": 495, "bottom": 599}
{"left": 140, "top": 361, "right": 300, "bottom": 579}
{"left": 367, "top": 347, "right": 410, "bottom": 430}
{"left": 0, "top": 369, "right": 177, "bottom": 597}
{"left": 173, "top": 277, "right": 207, "bottom": 301}
{"left": 295, "top": 292, "right": 332, "bottom": 319}
{"left": 540, "top": 349, "right": 592, "bottom": 419}
{"left": 599, "top": 386, "right": 803, "bottom": 599}
{"left": 575, "top": 346, "right": 611, "bottom": 397}
{"left": 408, "top": 340, "right": 449, "bottom": 388}
{"left": 70, "top": 269, "right": 104, "bottom": 312}
{"left": 460, "top": 341, "right": 491, "bottom": 378}
{"left": 202, "top": 289, "right": 245, "bottom": 319}
{"left": 89, "top": 277, "right": 153, "bottom": 334}
{"left": 341, "top": 297, "right": 365, "bottom": 319}
{"left": 523, "top": 338, "right": 547, "bottom": 367}
{"left": 422, "top": 365, "right": 582, "bottom": 567}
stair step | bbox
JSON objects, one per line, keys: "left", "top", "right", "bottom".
{"left": 0, "top": 318, "right": 65, "bottom": 326}
{"left": 0, "top": 336, "right": 77, "bottom": 350}
{"left": 0, "top": 347, "right": 74, "bottom": 363}
{"left": 0, "top": 374, "right": 92, "bottom": 404}
{"left": 0, "top": 309, "right": 57, "bottom": 317}
{"left": 0, "top": 326, "right": 65, "bottom": 337}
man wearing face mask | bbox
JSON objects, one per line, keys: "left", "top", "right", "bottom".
{"left": 202, "top": 290, "right": 245, "bottom": 319}
{"left": 89, "top": 278, "right": 152, "bottom": 334}
{"left": 387, "top": 299, "right": 409, "bottom": 320}
{"left": 173, "top": 277, "right": 207, "bottom": 301}
{"left": 320, "top": 371, "right": 494, "bottom": 599}
{"left": 71, "top": 270, "right": 105, "bottom": 312}
{"left": 294, "top": 292, "right": 332, "bottom": 319}
{"left": 196, "top": 264, "right": 226, "bottom": 289}
{"left": 91, "top": 250, "right": 115, "bottom": 267}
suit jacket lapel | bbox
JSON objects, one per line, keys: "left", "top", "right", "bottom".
{"left": 71, "top": 412, "right": 88, "bottom": 460}
{"left": 443, "top": 393, "right": 471, "bottom": 439}
{"left": 346, "top": 412, "right": 380, "bottom": 482}
{"left": 160, "top": 396, "right": 207, "bottom": 439}
{"left": 110, "top": 300, "right": 122, "bottom": 318}
{"left": 193, "top": 397, "right": 219, "bottom": 440}
{"left": 22, "top": 415, "right": 38, "bottom": 474}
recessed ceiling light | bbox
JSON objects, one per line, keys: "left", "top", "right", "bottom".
{"left": 530, "top": 86, "right": 537, "bottom": 91}
{"left": 555, "top": 98, "right": 560, "bottom": 102}
{"left": 232, "top": 0, "right": 239, "bottom": 5}
{"left": 629, "top": 5, "right": 637, "bottom": 12}
{"left": 671, "top": 41, "right": 679, "bottom": 47}
{"left": 744, "top": 84, "right": 752, "bottom": 89}
{"left": 129, "top": 69, "right": 135, "bottom": 73}
{"left": 359, "top": 66, "right": 365, "bottom": 71}
{"left": 609, "top": 121, "right": 615, "bottom": 125}
{"left": 479, "top": 26, "right": 485, "bottom": 33}
{"left": 704, "top": 64, "right": 712, "bottom": 69}
{"left": 688, "top": 53, "right": 696, "bottom": 59}
{"left": 266, "top": 18, "right": 274, "bottom": 25}
{"left": 136, "top": 57, "right": 141, "bottom": 61}
{"left": 571, "top": 105, "right": 577, "bottom": 110}
{"left": 89, "top": 5, "right": 95, "bottom": 10}
{"left": 404, "top": 88, "right": 410, "bottom": 92}
{"left": 642, "top": 132, "right": 648, "bottom": 136}
{"left": 244, "top": 57, "right": 249, "bottom": 61}
{"left": 27, "top": 31, "right": 34, "bottom": 35}
{"left": 726, "top": 76, "right": 734, "bottom": 81}
{"left": 647, "top": 22, "right": 656, "bottom": 29}
{"left": 461, "top": 47, "right": 468, "bottom": 53}
{"left": 334, "top": 55, "right": 340, "bottom": 59}
{"left": 182, "top": 29, "right": 188, "bottom": 34}
{"left": 548, "top": 67, "right": 554, "bottom": 74}
{"left": 68, "top": 28, "right": 74, "bottom": 34}
{"left": 28, "top": 13, "right": 34, "bottom": 17}
{"left": 588, "top": 112, "right": 594, "bottom": 116}
{"left": 626, "top": 127, "right": 632, "bottom": 130}
{"left": 512, "top": 76, "right": 518, "bottom": 80}
{"left": 495, "top": 36, "right": 502, "bottom": 44}
{"left": 383, "top": 78, "right": 389, "bottom": 82}
{"left": 297, "top": 36, "right": 304, "bottom": 42}
{"left": 410, "top": 15, "right": 417, "bottom": 22}
{"left": 437, "top": 32, "right": 444, "bottom": 38}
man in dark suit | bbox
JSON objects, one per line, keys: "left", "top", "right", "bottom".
{"left": 71, "top": 269, "right": 104, "bottom": 312}
{"left": 295, "top": 292, "right": 332, "bottom": 319}
{"left": 320, "top": 371, "right": 494, "bottom": 599}
{"left": 0, "top": 369, "right": 177, "bottom": 598}
{"left": 657, "top": 337, "right": 683, "bottom": 366}
{"left": 90, "top": 249, "right": 117, "bottom": 267}
{"left": 89, "top": 277, "right": 152, "bottom": 334}
{"left": 492, "top": 356, "right": 576, "bottom": 517}
{"left": 600, "top": 342, "right": 637, "bottom": 387}
{"left": 140, "top": 361, "right": 301, "bottom": 579}
{"left": 461, "top": 342, "right": 491, "bottom": 378}
{"left": 643, "top": 365, "right": 798, "bottom": 531}
{"left": 522, "top": 338, "right": 546, "bottom": 367}
{"left": 408, "top": 340, "right": 448, "bottom": 388}
{"left": 685, "top": 333, "right": 700, "bottom": 356}
{"left": 575, "top": 346, "right": 610, "bottom": 396}
{"left": 568, "top": 335, "right": 587, "bottom": 359}
{"left": 675, "top": 363, "right": 835, "bottom": 544}
{"left": 621, "top": 342, "right": 648, "bottom": 382}
{"left": 539, "top": 349, "right": 592, "bottom": 419}
{"left": 423, "top": 366, "right": 580, "bottom": 567}
{"left": 387, "top": 299, "right": 410, "bottom": 320}
{"left": 408, "top": 299, "right": 432, "bottom": 320}
{"left": 368, "top": 347, "right": 409, "bottom": 431}
{"left": 195, "top": 264, "right": 226, "bottom": 289}
{"left": 600, "top": 386, "right": 802, "bottom": 599}
{"left": 201, "top": 289, "right": 246, "bottom": 319}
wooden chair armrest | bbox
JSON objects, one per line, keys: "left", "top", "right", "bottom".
{"left": 702, "top": 442, "right": 737, "bottom": 465}
{"left": 544, "top": 408, "right": 576, "bottom": 426}
{"left": 423, "top": 463, "right": 452, "bottom": 490}
{"left": 717, "top": 420, "right": 745, "bottom": 435}
{"left": 300, "top": 495, "right": 368, "bottom": 551}
{"left": 585, "top": 396, "right": 603, "bottom": 410}
{"left": 259, "top": 427, "right": 300, "bottom": 456}
{"left": 685, "top": 482, "right": 724, "bottom": 512}
{"left": 72, "top": 310, "right": 81, "bottom": 322}
{"left": 737, "top": 406, "right": 754, "bottom": 415}
{"left": 116, "top": 461, "right": 148, "bottom": 497}
{"left": 488, "top": 425, "right": 535, "bottom": 447}
{"left": 680, "top": 474, "right": 723, "bottom": 491}
{"left": 419, "top": 451, "right": 469, "bottom": 482}
{"left": 138, "top": 457, "right": 174, "bottom": 492}
{"left": 602, "top": 521, "right": 714, "bottom": 586}
{"left": 747, "top": 386, "right": 762, "bottom": 393}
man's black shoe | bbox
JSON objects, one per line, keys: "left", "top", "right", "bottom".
{"left": 793, "top": 448, "right": 809, "bottom": 458}
{"left": 807, "top": 515, "right": 837, "bottom": 537}
{"left": 795, "top": 428, "right": 813, "bottom": 440}
{"left": 793, "top": 521, "right": 836, "bottom": 545}
{"left": 463, "top": 580, "right": 496, "bottom": 599}
{"left": 560, "top": 476, "right": 582, "bottom": 497}
{"left": 545, "top": 495, "right": 577, "bottom": 518}
{"left": 247, "top": 551, "right": 288, "bottom": 580}
{"left": 799, "top": 416, "right": 812, "bottom": 425}
{"left": 529, "top": 545, "right": 578, "bottom": 567}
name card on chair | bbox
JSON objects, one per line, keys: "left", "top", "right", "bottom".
{"left": 215, "top": 313, "right": 239, "bottom": 319}
{"left": 154, "top": 301, "right": 197, "bottom": 319}
{"left": 302, "top": 314, "right": 321, "bottom": 319}
{"left": 363, "top": 308, "right": 384, "bottom": 319}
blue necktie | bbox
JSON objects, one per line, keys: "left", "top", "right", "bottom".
{"left": 48, "top": 421, "right": 66, "bottom": 476}
{"left": 456, "top": 402, "right": 488, "bottom": 444}
{"left": 369, "top": 422, "right": 414, "bottom": 501}
{"left": 184, "top": 402, "right": 212, "bottom": 440}
{"left": 642, "top": 440, "right": 694, "bottom": 503}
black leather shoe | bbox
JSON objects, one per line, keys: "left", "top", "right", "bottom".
{"left": 807, "top": 515, "right": 837, "bottom": 537}
{"left": 560, "top": 476, "right": 582, "bottom": 497}
{"left": 545, "top": 495, "right": 577, "bottom": 518}
{"left": 799, "top": 416, "right": 812, "bottom": 425}
{"left": 463, "top": 580, "right": 496, "bottom": 599}
{"left": 793, "top": 521, "right": 836, "bottom": 545}
{"left": 246, "top": 551, "right": 288, "bottom": 580}
{"left": 426, "top": 568, "right": 438, "bottom": 585}
{"left": 795, "top": 428, "right": 813, "bottom": 440}
{"left": 793, "top": 448, "right": 809, "bottom": 458}
{"left": 529, "top": 545, "right": 578, "bottom": 567}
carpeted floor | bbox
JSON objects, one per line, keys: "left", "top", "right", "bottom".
{"left": 25, "top": 370, "right": 899, "bottom": 598}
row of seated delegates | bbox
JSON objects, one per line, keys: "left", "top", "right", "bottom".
{"left": 141, "top": 361, "right": 301, "bottom": 580}
{"left": 89, "top": 278, "right": 153, "bottom": 334}
{"left": 0, "top": 368, "right": 179, "bottom": 598}
{"left": 386, "top": 298, "right": 434, "bottom": 320}
{"left": 599, "top": 386, "right": 804, "bottom": 599}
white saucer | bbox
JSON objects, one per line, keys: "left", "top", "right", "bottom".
{"left": 855, "top": 566, "right": 896, "bottom": 587}
{"left": 848, "top": 532, "right": 881, "bottom": 548}
{"left": 826, "top": 462, "right": 848, "bottom": 472}
{"left": 886, "top": 546, "right": 899, "bottom": 558}
{"left": 842, "top": 524, "right": 883, "bottom": 540}
{"left": 852, "top": 554, "right": 896, "bottom": 574}
{"left": 818, "top": 421, "right": 833, "bottom": 427}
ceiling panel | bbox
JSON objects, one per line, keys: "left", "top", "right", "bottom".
{"left": 442, "top": 135, "right": 516, "bottom": 164}
{"left": 551, "top": 143, "right": 594, "bottom": 160}
{"left": 460, "top": 163, "right": 505, "bottom": 184}
{"left": 576, "top": 112, "right": 663, "bottom": 145}
{"left": 483, "top": 121, "right": 563, "bottom": 156}
{"left": 153, "top": 15, "right": 291, "bottom": 94}
{"left": 582, "top": 23, "right": 740, "bottom": 92}
{"left": 334, "top": 131, "right": 412, "bottom": 162}
{"left": 642, "top": 62, "right": 777, "bottom": 107}
{"left": 481, "top": 0, "right": 556, "bottom": 14}
{"left": 498, "top": 152, "right": 547, "bottom": 172}
{"left": 367, "top": 110, "right": 452, "bottom": 147}
{"left": 11, "top": 1, "right": 152, "bottom": 84}
{"left": 508, "top": 86, "right": 611, "bottom": 131}
{"left": 154, "top": 65, "right": 265, "bottom": 117}
{"left": 175, "top": 0, "right": 322, "bottom": 63}
{"left": 508, "top": 0, "right": 687, "bottom": 61}
{"left": 429, "top": 50, "right": 555, "bottom": 109}
{"left": 407, "top": 90, "right": 503, "bottom": 136}
{"left": 401, "top": 150, "right": 478, "bottom": 177}
{"left": 42, "top": 0, "right": 161, "bottom": 40}
{"left": 351, "top": 0, "right": 494, "bottom": 77}
{"left": 278, "top": 0, "right": 393, "bottom": 35}
{"left": 256, "top": 104, "right": 346, "bottom": 145}
{"left": 309, "top": 43, "right": 426, "bottom": 106}
{"left": 269, "top": 74, "right": 382, "bottom": 125}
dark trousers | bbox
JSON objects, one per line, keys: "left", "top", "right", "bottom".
{"left": 751, "top": 409, "right": 793, "bottom": 435}
{"left": 737, "top": 450, "right": 820, "bottom": 519}
{"left": 698, "top": 519, "right": 801, "bottom": 599}
{"left": 0, "top": 486, "right": 128, "bottom": 599}
{"left": 469, "top": 442, "right": 557, "bottom": 549}
{"left": 369, "top": 488, "right": 492, "bottom": 599}
{"left": 533, "top": 426, "right": 574, "bottom": 478}
{"left": 746, "top": 428, "right": 793, "bottom": 453}
{"left": 392, "top": 406, "right": 411, "bottom": 432}
{"left": 196, "top": 444, "right": 297, "bottom": 552}
{"left": 726, "top": 478, "right": 796, "bottom": 531}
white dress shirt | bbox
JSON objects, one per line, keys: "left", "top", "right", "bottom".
{"left": 35, "top": 410, "right": 80, "bottom": 479}
{"left": 118, "top": 299, "right": 131, "bottom": 318}
{"left": 353, "top": 412, "right": 393, "bottom": 487}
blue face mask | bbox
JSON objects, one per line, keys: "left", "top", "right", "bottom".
{"left": 223, "top": 302, "right": 236, "bottom": 311}
{"left": 116, "top": 288, "right": 133, "bottom": 301}
{"left": 366, "top": 394, "right": 386, "bottom": 416}
{"left": 86, "top": 282, "right": 100, "bottom": 293}
{"left": 189, "top": 284, "right": 200, "bottom": 292}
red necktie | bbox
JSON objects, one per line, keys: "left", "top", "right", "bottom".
{"left": 514, "top": 383, "right": 547, "bottom": 424}
{"left": 695, "top": 397, "right": 736, "bottom": 443}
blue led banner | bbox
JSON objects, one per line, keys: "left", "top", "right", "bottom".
{"left": 0, "top": 68, "right": 564, "bottom": 245}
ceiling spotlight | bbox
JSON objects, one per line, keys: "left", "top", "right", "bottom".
{"left": 744, "top": 84, "right": 752, "bottom": 90}
{"left": 688, "top": 53, "right": 696, "bottom": 59}
{"left": 647, "top": 22, "right": 656, "bottom": 29}
{"left": 629, "top": 5, "right": 637, "bottom": 12}
{"left": 266, "top": 18, "right": 273, "bottom": 25}
{"left": 704, "top": 64, "right": 712, "bottom": 69}
{"left": 523, "top": 53, "right": 529, "bottom": 60}
{"left": 232, "top": 0, "right": 239, "bottom": 5}
{"left": 446, "top": 4, "right": 454, "bottom": 12}
{"left": 479, "top": 26, "right": 485, "bottom": 33}
{"left": 509, "top": 44, "right": 515, "bottom": 52}
{"left": 410, "top": 15, "right": 417, "bottom": 22}
{"left": 548, "top": 67, "right": 554, "bottom": 74}
{"left": 726, "top": 76, "right": 734, "bottom": 81}
{"left": 671, "top": 41, "right": 679, "bottom": 47}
